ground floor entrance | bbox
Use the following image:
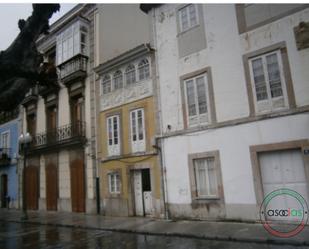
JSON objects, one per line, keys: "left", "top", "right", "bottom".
{"left": 25, "top": 166, "right": 38, "bottom": 210}
{"left": 132, "top": 168, "right": 153, "bottom": 216}
{"left": 259, "top": 149, "right": 309, "bottom": 221}
{"left": 46, "top": 162, "right": 58, "bottom": 211}
{"left": 70, "top": 158, "right": 85, "bottom": 212}
{"left": 1, "top": 174, "right": 8, "bottom": 208}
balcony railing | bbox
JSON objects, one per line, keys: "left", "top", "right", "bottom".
{"left": 59, "top": 54, "right": 88, "bottom": 80}
{"left": 30, "top": 121, "right": 86, "bottom": 151}
{"left": 0, "top": 148, "right": 11, "bottom": 166}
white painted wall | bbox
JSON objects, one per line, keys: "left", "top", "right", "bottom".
{"left": 240, "top": 8, "right": 309, "bottom": 107}
{"left": 163, "top": 113, "right": 309, "bottom": 218}
{"left": 36, "top": 97, "right": 46, "bottom": 133}
{"left": 150, "top": 4, "right": 309, "bottom": 220}
{"left": 58, "top": 86, "right": 70, "bottom": 126}
{"left": 152, "top": 4, "right": 309, "bottom": 131}
{"left": 153, "top": 4, "right": 250, "bottom": 131}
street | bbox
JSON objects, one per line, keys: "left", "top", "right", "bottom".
{"left": 0, "top": 221, "right": 308, "bottom": 249}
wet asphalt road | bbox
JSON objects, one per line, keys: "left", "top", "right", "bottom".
{"left": 0, "top": 221, "right": 308, "bottom": 249}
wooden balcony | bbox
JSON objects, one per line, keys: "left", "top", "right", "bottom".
{"left": 0, "top": 148, "right": 11, "bottom": 166}
{"left": 28, "top": 121, "right": 86, "bottom": 154}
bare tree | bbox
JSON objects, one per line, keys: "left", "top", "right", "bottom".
{"left": 0, "top": 4, "right": 60, "bottom": 111}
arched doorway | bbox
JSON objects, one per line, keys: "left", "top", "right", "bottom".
{"left": 1, "top": 174, "right": 8, "bottom": 208}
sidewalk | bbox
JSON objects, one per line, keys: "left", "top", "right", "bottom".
{"left": 0, "top": 209, "right": 308, "bottom": 246}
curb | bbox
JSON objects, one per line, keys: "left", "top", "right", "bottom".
{"left": 1, "top": 218, "right": 308, "bottom": 247}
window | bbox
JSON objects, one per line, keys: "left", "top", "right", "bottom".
{"left": 125, "top": 64, "right": 136, "bottom": 85}
{"left": 1, "top": 131, "right": 10, "bottom": 149}
{"left": 188, "top": 151, "right": 224, "bottom": 209}
{"left": 138, "top": 59, "right": 150, "bottom": 81}
{"left": 179, "top": 4, "right": 198, "bottom": 32}
{"left": 107, "top": 115, "right": 120, "bottom": 156}
{"left": 193, "top": 157, "right": 218, "bottom": 198}
{"left": 108, "top": 172, "right": 120, "bottom": 194}
{"left": 101, "top": 75, "right": 111, "bottom": 94}
{"left": 237, "top": 4, "right": 303, "bottom": 33}
{"left": 56, "top": 21, "right": 88, "bottom": 65}
{"left": 249, "top": 50, "right": 287, "bottom": 113}
{"left": 184, "top": 74, "right": 209, "bottom": 126}
{"left": 113, "top": 70, "right": 123, "bottom": 90}
{"left": 130, "top": 109, "right": 145, "bottom": 153}
{"left": 80, "top": 32, "right": 87, "bottom": 55}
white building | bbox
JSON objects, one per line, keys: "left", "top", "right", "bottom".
{"left": 142, "top": 4, "right": 309, "bottom": 221}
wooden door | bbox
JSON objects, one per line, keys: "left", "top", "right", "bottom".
{"left": 46, "top": 163, "right": 57, "bottom": 211}
{"left": 70, "top": 159, "right": 85, "bottom": 212}
{"left": 25, "top": 166, "right": 38, "bottom": 210}
{"left": 1, "top": 174, "right": 8, "bottom": 208}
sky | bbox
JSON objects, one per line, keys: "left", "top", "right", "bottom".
{"left": 0, "top": 3, "right": 76, "bottom": 50}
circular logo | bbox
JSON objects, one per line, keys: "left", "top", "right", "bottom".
{"left": 260, "top": 188, "right": 308, "bottom": 238}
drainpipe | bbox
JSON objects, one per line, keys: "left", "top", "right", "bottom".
{"left": 92, "top": 7, "right": 101, "bottom": 215}
{"left": 153, "top": 138, "right": 170, "bottom": 220}
{"left": 150, "top": 7, "right": 170, "bottom": 220}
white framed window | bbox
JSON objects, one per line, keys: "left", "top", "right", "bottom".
{"left": 108, "top": 172, "right": 120, "bottom": 194}
{"left": 193, "top": 157, "right": 218, "bottom": 198}
{"left": 0, "top": 131, "right": 10, "bottom": 148}
{"left": 56, "top": 21, "right": 88, "bottom": 65}
{"left": 113, "top": 70, "right": 123, "bottom": 90}
{"left": 179, "top": 4, "right": 199, "bottom": 32}
{"left": 107, "top": 115, "right": 120, "bottom": 156}
{"left": 101, "top": 75, "right": 111, "bottom": 95}
{"left": 125, "top": 64, "right": 136, "bottom": 85}
{"left": 138, "top": 59, "right": 150, "bottom": 81}
{"left": 0, "top": 131, "right": 10, "bottom": 156}
{"left": 80, "top": 25, "right": 88, "bottom": 55}
{"left": 130, "top": 108, "right": 145, "bottom": 153}
{"left": 249, "top": 50, "right": 288, "bottom": 113}
{"left": 184, "top": 74, "right": 209, "bottom": 127}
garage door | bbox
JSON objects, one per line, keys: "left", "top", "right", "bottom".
{"left": 259, "top": 149, "right": 309, "bottom": 221}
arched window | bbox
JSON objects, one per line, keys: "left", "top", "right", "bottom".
{"left": 101, "top": 75, "right": 111, "bottom": 94}
{"left": 125, "top": 64, "right": 136, "bottom": 85}
{"left": 113, "top": 70, "right": 123, "bottom": 90}
{"left": 138, "top": 59, "right": 150, "bottom": 81}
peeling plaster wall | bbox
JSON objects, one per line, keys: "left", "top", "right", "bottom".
{"left": 240, "top": 7, "right": 309, "bottom": 107}
{"left": 154, "top": 4, "right": 250, "bottom": 130}
{"left": 151, "top": 4, "right": 309, "bottom": 220}
{"left": 163, "top": 113, "right": 309, "bottom": 220}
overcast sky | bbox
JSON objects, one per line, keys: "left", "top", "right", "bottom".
{"left": 0, "top": 4, "right": 76, "bottom": 50}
